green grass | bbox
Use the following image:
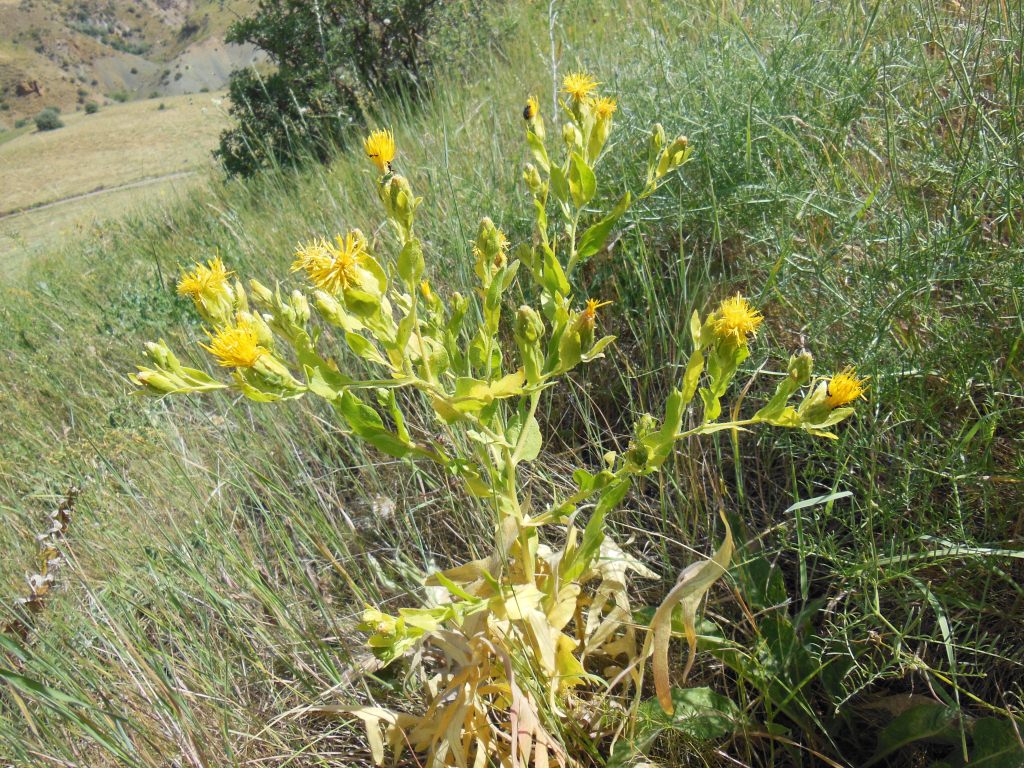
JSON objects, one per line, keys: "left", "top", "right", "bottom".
{"left": 1, "top": 1, "right": 1022, "bottom": 766}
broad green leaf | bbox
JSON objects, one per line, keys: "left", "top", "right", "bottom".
{"left": 336, "top": 391, "right": 410, "bottom": 458}
{"left": 581, "top": 334, "right": 616, "bottom": 362}
{"left": 576, "top": 191, "right": 631, "bottom": 262}
{"left": 962, "top": 717, "right": 1024, "bottom": 767}
{"left": 397, "top": 239, "right": 425, "bottom": 284}
{"left": 569, "top": 152, "right": 597, "bottom": 208}
{"left": 550, "top": 164, "right": 570, "bottom": 205}
{"left": 526, "top": 130, "right": 549, "bottom": 173}
{"left": 542, "top": 245, "right": 570, "bottom": 296}
{"left": 681, "top": 349, "right": 704, "bottom": 404}
{"left": 867, "top": 702, "right": 959, "bottom": 766}
{"left": 346, "top": 332, "right": 388, "bottom": 366}
{"left": 508, "top": 412, "right": 542, "bottom": 464}
{"left": 636, "top": 686, "right": 739, "bottom": 742}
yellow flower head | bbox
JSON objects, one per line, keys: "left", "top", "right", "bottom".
{"left": 562, "top": 71, "right": 598, "bottom": 102}
{"left": 364, "top": 129, "right": 395, "bottom": 174}
{"left": 201, "top": 320, "right": 266, "bottom": 368}
{"left": 177, "top": 257, "right": 233, "bottom": 302}
{"left": 713, "top": 293, "right": 764, "bottom": 345}
{"left": 523, "top": 95, "right": 539, "bottom": 121}
{"left": 580, "top": 298, "right": 612, "bottom": 329}
{"left": 594, "top": 96, "right": 617, "bottom": 120}
{"left": 825, "top": 366, "right": 868, "bottom": 408}
{"left": 292, "top": 231, "right": 367, "bottom": 294}
{"left": 420, "top": 279, "right": 434, "bottom": 302}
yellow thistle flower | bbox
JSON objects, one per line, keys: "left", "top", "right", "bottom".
{"left": 293, "top": 231, "right": 367, "bottom": 294}
{"left": 364, "top": 128, "right": 396, "bottom": 174}
{"left": 713, "top": 293, "right": 764, "bottom": 345}
{"left": 579, "top": 298, "right": 612, "bottom": 330}
{"left": 523, "top": 95, "right": 539, "bottom": 121}
{"left": 825, "top": 366, "right": 868, "bottom": 408}
{"left": 420, "top": 280, "right": 434, "bottom": 302}
{"left": 176, "top": 256, "right": 233, "bottom": 302}
{"left": 594, "top": 96, "right": 617, "bottom": 120}
{"left": 201, "top": 321, "right": 266, "bottom": 368}
{"left": 562, "top": 71, "right": 598, "bottom": 102}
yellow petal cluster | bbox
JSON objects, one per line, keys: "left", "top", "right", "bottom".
{"left": 579, "top": 298, "right": 611, "bottom": 330}
{"left": 593, "top": 96, "right": 617, "bottom": 120}
{"left": 201, "top": 321, "right": 266, "bottom": 368}
{"left": 523, "top": 95, "right": 539, "bottom": 121}
{"left": 364, "top": 128, "right": 396, "bottom": 174}
{"left": 562, "top": 71, "right": 599, "bottom": 102}
{"left": 176, "top": 257, "right": 233, "bottom": 303}
{"left": 713, "top": 293, "right": 763, "bottom": 345}
{"left": 292, "top": 231, "right": 367, "bottom": 294}
{"left": 825, "top": 367, "right": 868, "bottom": 407}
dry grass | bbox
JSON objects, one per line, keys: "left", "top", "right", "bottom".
{"left": 0, "top": 92, "right": 228, "bottom": 215}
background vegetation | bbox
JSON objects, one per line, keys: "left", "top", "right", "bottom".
{"left": 216, "top": 0, "right": 506, "bottom": 175}
{"left": 1, "top": 0, "right": 1021, "bottom": 765}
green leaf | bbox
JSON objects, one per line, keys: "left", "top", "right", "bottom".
{"left": 526, "top": 130, "right": 549, "bottom": 173}
{"left": 550, "top": 164, "right": 570, "bottom": 205}
{"left": 508, "top": 412, "right": 542, "bottom": 464}
{"left": 397, "top": 239, "right": 425, "bottom": 284}
{"left": 345, "top": 332, "right": 387, "bottom": 366}
{"left": 867, "top": 702, "right": 960, "bottom": 766}
{"left": 569, "top": 152, "right": 596, "bottom": 208}
{"left": 699, "top": 386, "right": 721, "bottom": 421}
{"left": 562, "top": 479, "right": 630, "bottom": 581}
{"left": 738, "top": 556, "right": 788, "bottom": 612}
{"left": 541, "top": 245, "right": 570, "bottom": 296}
{"left": 963, "top": 718, "right": 1024, "bottom": 767}
{"left": 581, "top": 334, "right": 616, "bottom": 362}
{"left": 303, "top": 363, "right": 347, "bottom": 401}
{"left": 681, "top": 348, "right": 704, "bottom": 404}
{"left": 336, "top": 391, "right": 410, "bottom": 458}
{"left": 576, "top": 191, "right": 631, "bottom": 262}
{"left": 636, "top": 687, "right": 739, "bottom": 743}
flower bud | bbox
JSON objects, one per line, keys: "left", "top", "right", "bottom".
{"left": 562, "top": 122, "right": 582, "bottom": 149}
{"left": 514, "top": 305, "right": 545, "bottom": 344}
{"left": 787, "top": 350, "right": 813, "bottom": 386}
{"left": 133, "top": 369, "right": 180, "bottom": 394}
{"left": 473, "top": 217, "right": 508, "bottom": 285}
{"left": 249, "top": 279, "right": 274, "bottom": 308}
{"left": 523, "top": 163, "right": 544, "bottom": 196}
{"left": 382, "top": 174, "right": 416, "bottom": 235}
{"left": 290, "top": 290, "right": 311, "bottom": 326}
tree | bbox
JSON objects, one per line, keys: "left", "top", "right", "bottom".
{"left": 216, "top": 0, "right": 444, "bottom": 177}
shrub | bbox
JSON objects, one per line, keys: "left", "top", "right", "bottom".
{"left": 134, "top": 76, "right": 863, "bottom": 765}
{"left": 109, "top": 90, "right": 130, "bottom": 103}
{"left": 34, "top": 108, "right": 63, "bottom": 131}
{"left": 84, "top": 100, "right": 99, "bottom": 115}
{"left": 14, "top": 117, "right": 30, "bottom": 129}
{"left": 215, "top": 0, "right": 499, "bottom": 177}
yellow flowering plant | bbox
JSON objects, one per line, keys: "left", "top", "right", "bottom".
{"left": 132, "top": 73, "right": 865, "bottom": 766}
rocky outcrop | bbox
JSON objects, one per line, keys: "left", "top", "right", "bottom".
{"left": 15, "top": 80, "right": 44, "bottom": 97}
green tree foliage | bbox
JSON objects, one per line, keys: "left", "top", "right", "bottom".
{"left": 34, "top": 108, "right": 63, "bottom": 132}
{"left": 216, "top": 0, "right": 485, "bottom": 177}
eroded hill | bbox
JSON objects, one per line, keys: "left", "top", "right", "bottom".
{"left": 0, "top": 0, "right": 258, "bottom": 126}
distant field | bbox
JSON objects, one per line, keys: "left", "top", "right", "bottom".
{"left": 0, "top": 92, "right": 228, "bottom": 213}
{"left": 0, "top": 92, "right": 227, "bottom": 275}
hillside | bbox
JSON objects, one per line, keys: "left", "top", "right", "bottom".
{"left": 0, "top": 0, "right": 257, "bottom": 125}
{"left": 0, "top": 91, "right": 229, "bottom": 275}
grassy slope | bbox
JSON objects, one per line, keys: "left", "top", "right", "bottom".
{"left": 0, "top": 91, "right": 228, "bottom": 275}
{"left": 0, "top": 1, "right": 1022, "bottom": 765}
